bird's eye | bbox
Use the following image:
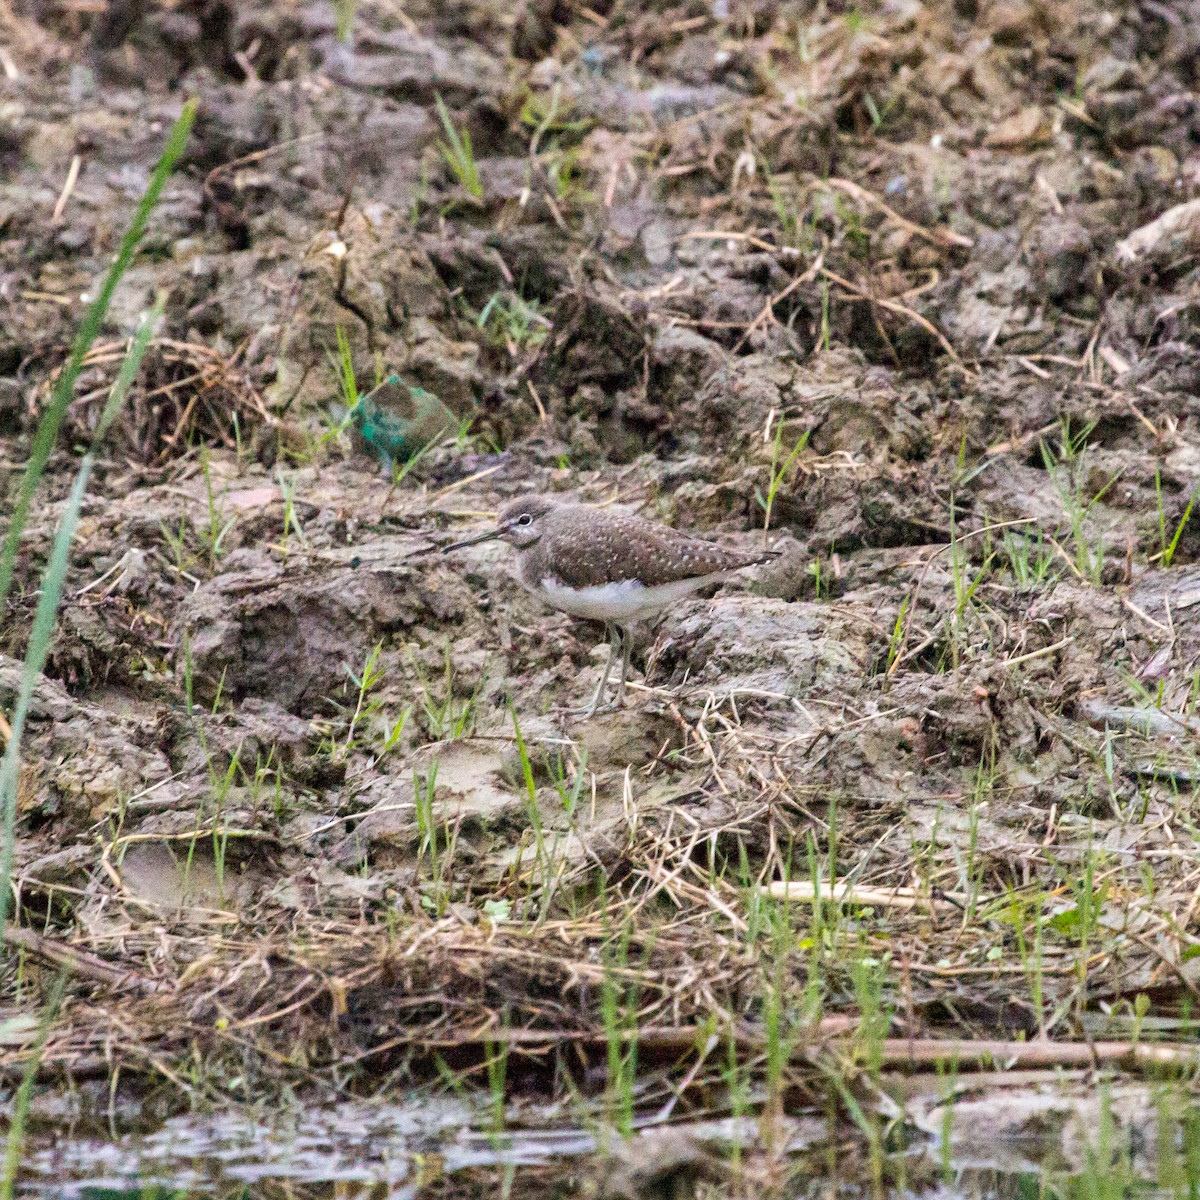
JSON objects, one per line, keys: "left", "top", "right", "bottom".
{"left": 517, "top": 513, "right": 533, "bottom": 527}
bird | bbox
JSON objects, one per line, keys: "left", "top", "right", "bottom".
{"left": 442, "top": 494, "right": 779, "bottom": 716}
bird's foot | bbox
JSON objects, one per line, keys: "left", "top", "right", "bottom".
{"left": 558, "top": 680, "right": 640, "bottom": 719}
{"left": 555, "top": 625, "right": 639, "bottom": 719}
{"left": 557, "top": 694, "right": 622, "bottom": 719}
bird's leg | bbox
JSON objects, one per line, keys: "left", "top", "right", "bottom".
{"left": 582, "top": 623, "right": 620, "bottom": 717}
{"left": 614, "top": 624, "right": 631, "bottom": 706}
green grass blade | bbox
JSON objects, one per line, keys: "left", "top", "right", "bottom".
{"left": 94, "top": 296, "right": 162, "bottom": 445}
{"left": 1165, "top": 485, "right": 1199, "bottom": 568}
{"left": 0, "top": 974, "right": 65, "bottom": 1200}
{"left": 0, "top": 97, "right": 197, "bottom": 620}
{"left": 0, "top": 463, "right": 93, "bottom": 935}
{"left": 435, "top": 92, "right": 482, "bottom": 199}
{"left": 0, "top": 303, "right": 162, "bottom": 942}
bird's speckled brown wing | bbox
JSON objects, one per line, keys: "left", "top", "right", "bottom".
{"left": 535, "top": 504, "right": 776, "bottom": 589}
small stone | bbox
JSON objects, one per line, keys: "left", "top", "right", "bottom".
{"left": 986, "top": 106, "right": 1051, "bottom": 150}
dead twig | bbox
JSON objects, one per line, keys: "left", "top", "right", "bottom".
{"left": 818, "top": 266, "right": 963, "bottom": 366}
{"left": 5, "top": 925, "right": 166, "bottom": 995}
{"left": 821, "top": 178, "right": 974, "bottom": 250}
{"left": 764, "top": 881, "right": 968, "bottom": 911}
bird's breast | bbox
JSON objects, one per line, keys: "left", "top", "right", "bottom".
{"left": 519, "top": 566, "right": 730, "bottom": 622}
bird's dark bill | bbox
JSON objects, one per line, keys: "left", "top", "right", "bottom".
{"left": 442, "top": 528, "right": 502, "bottom": 552}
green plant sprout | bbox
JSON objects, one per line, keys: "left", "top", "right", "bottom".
{"left": 1040, "top": 419, "right": 1121, "bottom": 584}
{"left": 757, "top": 414, "right": 810, "bottom": 538}
{"left": 435, "top": 93, "right": 482, "bottom": 200}
{"left": 333, "top": 0, "right": 355, "bottom": 42}
{"left": 1155, "top": 467, "right": 1198, "bottom": 567}
{"left": 199, "top": 448, "right": 235, "bottom": 566}
{"left": 477, "top": 291, "right": 550, "bottom": 353}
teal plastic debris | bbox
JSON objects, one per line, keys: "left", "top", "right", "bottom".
{"left": 342, "top": 374, "right": 458, "bottom": 472}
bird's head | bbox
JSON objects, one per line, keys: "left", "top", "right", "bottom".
{"left": 442, "top": 494, "right": 561, "bottom": 553}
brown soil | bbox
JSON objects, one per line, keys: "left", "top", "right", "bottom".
{"left": 4, "top": 0, "right": 1200, "bottom": 1181}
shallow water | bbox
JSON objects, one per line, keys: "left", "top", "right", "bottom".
{"left": 17, "top": 1086, "right": 1200, "bottom": 1199}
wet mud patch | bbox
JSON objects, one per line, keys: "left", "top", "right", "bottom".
{"left": 171, "top": 540, "right": 460, "bottom": 711}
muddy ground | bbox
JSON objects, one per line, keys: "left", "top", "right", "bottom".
{"left": 3, "top": 0, "right": 1200, "bottom": 1188}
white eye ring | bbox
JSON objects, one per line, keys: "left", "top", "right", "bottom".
{"left": 517, "top": 513, "right": 533, "bottom": 526}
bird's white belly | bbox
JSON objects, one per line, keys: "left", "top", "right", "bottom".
{"left": 532, "top": 574, "right": 727, "bottom": 621}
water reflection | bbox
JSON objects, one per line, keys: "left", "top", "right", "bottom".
{"left": 19, "top": 1086, "right": 1200, "bottom": 1199}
